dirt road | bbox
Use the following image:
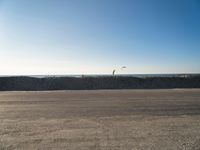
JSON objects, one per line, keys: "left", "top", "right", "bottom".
{"left": 0, "top": 89, "right": 200, "bottom": 149}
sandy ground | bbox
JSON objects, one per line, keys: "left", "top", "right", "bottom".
{"left": 0, "top": 89, "right": 200, "bottom": 150}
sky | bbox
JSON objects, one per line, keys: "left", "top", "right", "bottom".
{"left": 0, "top": 0, "right": 200, "bottom": 75}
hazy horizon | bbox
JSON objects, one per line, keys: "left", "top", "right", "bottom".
{"left": 1, "top": 0, "right": 200, "bottom": 75}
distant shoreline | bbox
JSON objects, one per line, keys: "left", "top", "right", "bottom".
{"left": 0, "top": 75, "right": 200, "bottom": 91}
{"left": 0, "top": 73, "right": 200, "bottom": 78}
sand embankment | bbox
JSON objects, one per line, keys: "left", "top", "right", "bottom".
{"left": 1, "top": 89, "right": 200, "bottom": 149}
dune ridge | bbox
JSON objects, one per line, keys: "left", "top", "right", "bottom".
{"left": 0, "top": 75, "right": 200, "bottom": 91}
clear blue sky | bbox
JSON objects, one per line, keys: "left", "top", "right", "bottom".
{"left": 0, "top": 0, "right": 200, "bottom": 75}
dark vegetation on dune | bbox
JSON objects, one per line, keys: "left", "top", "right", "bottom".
{"left": 0, "top": 76, "right": 200, "bottom": 91}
